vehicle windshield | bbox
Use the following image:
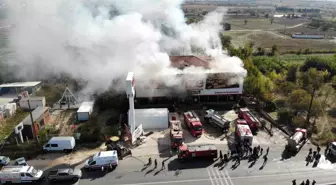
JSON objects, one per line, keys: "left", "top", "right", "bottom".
{"left": 88, "top": 156, "right": 93, "bottom": 163}
{"left": 4, "top": 157, "right": 9, "bottom": 161}
{"left": 193, "top": 126, "right": 202, "bottom": 131}
{"left": 173, "top": 138, "right": 183, "bottom": 143}
{"left": 31, "top": 168, "right": 38, "bottom": 176}
{"left": 332, "top": 144, "right": 336, "bottom": 150}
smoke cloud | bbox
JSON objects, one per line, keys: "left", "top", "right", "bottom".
{"left": 5, "top": 0, "right": 246, "bottom": 95}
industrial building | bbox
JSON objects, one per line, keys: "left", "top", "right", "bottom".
{"left": 0, "top": 81, "right": 42, "bottom": 105}
{"left": 134, "top": 56, "right": 244, "bottom": 106}
{"left": 77, "top": 101, "right": 94, "bottom": 121}
{"left": 19, "top": 106, "right": 51, "bottom": 140}
{"left": 19, "top": 96, "right": 46, "bottom": 110}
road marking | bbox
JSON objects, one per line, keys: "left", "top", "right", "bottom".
{"left": 220, "top": 169, "right": 229, "bottom": 185}
{"left": 225, "top": 170, "right": 234, "bottom": 185}
{"left": 210, "top": 167, "right": 220, "bottom": 185}
{"left": 214, "top": 168, "right": 225, "bottom": 185}
{"left": 114, "top": 178, "right": 211, "bottom": 185}
{"left": 207, "top": 168, "right": 215, "bottom": 185}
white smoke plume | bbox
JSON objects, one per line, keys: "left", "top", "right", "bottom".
{"left": 5, "top": 0, "right": 246, "bottom": 95}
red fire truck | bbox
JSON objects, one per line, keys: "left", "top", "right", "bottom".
{"left": 238, "top": 108, "right": 260, "bottom": 133}
{"left": 183, "top": 111, "right": 203, "bottom": 137}
{"left": 178, "top": 144, "right": 218, "bottom": 161}
{"left": 169, "top": 112, "right": 184, "bottom": 149}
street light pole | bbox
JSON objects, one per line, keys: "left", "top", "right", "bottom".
{"left": 27, "top": 100, "right": 39, "bottom": 145}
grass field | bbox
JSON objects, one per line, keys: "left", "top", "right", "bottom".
{"left": 228, "top": 18, "right": 308, "bottom": 30}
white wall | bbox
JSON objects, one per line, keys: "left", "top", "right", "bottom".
{"left": 130, "top": 108, "right": 169, "bottom": 130}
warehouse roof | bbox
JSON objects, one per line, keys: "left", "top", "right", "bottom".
{"left": 169, "top": 56, "right": 211, "bottom": 69}
{"left": 22, "top": 106, "right": 49, "bottom": 125}
{"left": 0, "top": 81, "right": 41, "bottom": 88}
{"left": 77, "top": 102, "right": 94, "bottom": 113}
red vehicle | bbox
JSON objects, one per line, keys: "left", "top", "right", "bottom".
{"left": 183, "top": 111, "right": 203, "bottom": 137}
{"left": 238, "top": 108, "right": 260, "bottom": 133}
{"left": 178, "top": 144, "right": 218, "bottom": 161}
{"left": 169, "top": 113, "right": 184, "bottom": 149}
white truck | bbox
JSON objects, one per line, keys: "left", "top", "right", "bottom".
{"left": 0, "top": 166, "right": 44, "bottom": 184}
{"left": 84, "top": 151, "right": 118, "bottom": 170}
{"left": 204, "top": 109, "right": 230, "bottom": 132}
{"left": 43, "top": 136, "right": 76, "bottom": 152}
{"left": 286, "top": 128, "right": 308, "bottom": 153}
{"left": 235, "top": 123, "right": 253, "bottom": 146}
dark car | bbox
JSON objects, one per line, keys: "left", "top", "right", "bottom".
{"left": 47, "top": 168, "right": 82, "bottom": 183}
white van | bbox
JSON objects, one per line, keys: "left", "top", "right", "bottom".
{"left": 43, "top": 137, "right": 75, "bottom": 152}
{"left": 84, "top": 151, "right": 118, "bottom": 170}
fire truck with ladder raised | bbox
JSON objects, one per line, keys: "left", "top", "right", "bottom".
{"left": 169, "top": 112, "right": 184, "bottom": 149}
{"left": 183, "top": 111, "right": 203, "bottom": 137}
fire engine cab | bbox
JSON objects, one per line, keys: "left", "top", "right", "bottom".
{"left": 183, "top": 111, "right": 203, "bottom": 137}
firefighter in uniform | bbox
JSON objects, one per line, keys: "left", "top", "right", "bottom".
{"left": 292, "top": 179, "right": 296, "bottom": 185}
{"left": 219, "top": 150, "right": 223, "bottom": 162}
{"left": 305, "top": 179, "right": 310, "bottom": 185}
{"left": 154, "top": 159, "right": 157, "bottom": 169}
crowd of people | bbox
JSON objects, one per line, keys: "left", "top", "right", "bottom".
{"left": 291, "top": 146, "right": 322, "bottom": 185}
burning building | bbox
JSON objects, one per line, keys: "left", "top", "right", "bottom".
{"left": 134, "top": 56, "right": 244, "bottom": 106}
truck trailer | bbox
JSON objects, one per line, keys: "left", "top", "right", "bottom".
{"left": 178, "top": 144, "right": 218, "bottom": 161}
{"left": 183, "top": 111, "right": 203, "bottom": 137}
{"left": 204, "top": 109, "right": 230, "bottom": 133}
{"left": 0, "top": 166, "right": 44, "bottom": 184}
{"left": 169, "top": 112, "right": 184, "bottom": 149}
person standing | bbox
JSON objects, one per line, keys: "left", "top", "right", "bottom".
{"left": 219, "top": 150, "right": 223, "bottom": 161}
{"left": 300, "top": 181, "right": 305, "bottom": 185}
{"left": 292, "top": 179, "right": 296, "bottom": 185}
{"left": 260, "top": 148, "right": 264, "bottom": 156}
{"left": 312, "top": 180, "right": 316, "bottom": 185}
{"left": 317, "top": 145, "right": 321, "bottom": 154}
{"left": 154, "top": 159, "right": 157, "bottom": 169}
{"left": 161, "top": 160, "right": 165, "bottom": 170}
{"left": 266, "top": 147, "right": 269, "bottom": 155}
{"left": 305, "top": 179, "right": 310, "bottom": 185}
{"left": 148, "top": 157, "right": 152, "bottom": 166}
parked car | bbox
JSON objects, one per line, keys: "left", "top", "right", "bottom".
{"left": 14, "top": 157, "right": 28, "bottom": 166}
{"left": 0, "top": 156, "right": 10, "bottom": 166}
{"left": 47, "top": 168, "right": 82, "bottom": 183}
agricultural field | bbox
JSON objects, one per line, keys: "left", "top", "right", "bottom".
{"left": 224, "top": 30, "right": 336, "bottom": 53}
{"left": 228, "top": 18, "right": 309, "bottom": 30}
{"left": 278, "top": 25, "right": 336, "bottom": 37}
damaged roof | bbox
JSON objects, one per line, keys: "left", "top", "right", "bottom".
{"left": 169, "top": 56, "right": 212, "bottom": 69}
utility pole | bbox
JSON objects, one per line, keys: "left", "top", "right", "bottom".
{"left": 27, "top": 100, "right": 39, "bottom": 145}
{"left": 306, "top": 87, "right": 316, "bottom": 126}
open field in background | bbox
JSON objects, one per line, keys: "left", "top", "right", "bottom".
{"left": 278, "top": 25, "right": 336, "bottom": 37}
{"left": 224, "top": 30, "right": 336, "bottom": 53}
{"left": 228, "top": 18, "right": 309, "bottom": 30}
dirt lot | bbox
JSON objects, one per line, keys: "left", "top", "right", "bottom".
{"left": 278, "top": 25, "right": 336, "bottom": 37}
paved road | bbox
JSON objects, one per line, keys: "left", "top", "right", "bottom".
{"left": 35, "top": 144, "right": 336, "bottom": 185}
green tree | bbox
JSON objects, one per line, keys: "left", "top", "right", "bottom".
{"left": 286, "top": 65, "right": 299, "bottom": 82}
{"left": 299, "top": 68, "right": 329, "bottom": 123}
{"left": 220, "top": 34, "right": 232, "bottom": 49}
{"left": 271, "top": 45, "right": 279, "bottom": 56}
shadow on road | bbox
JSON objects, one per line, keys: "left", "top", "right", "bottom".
{"left": 167, "top": 158, "right": 214, "bottom": 171}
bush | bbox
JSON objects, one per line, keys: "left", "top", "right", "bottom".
{"left": 264, "top": 101, "right": 277, "bottom": 112}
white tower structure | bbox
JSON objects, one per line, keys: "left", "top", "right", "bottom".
{"left": 126, "top": 72, "right": 136, "bottom": 133}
